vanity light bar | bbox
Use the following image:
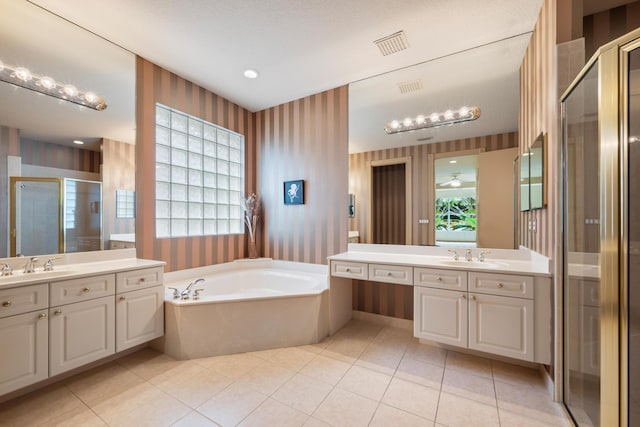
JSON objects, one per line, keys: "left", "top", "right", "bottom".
{"left": 0, "top": 59, "right": 107, "bottom": 111}
{"left": 384, "top": 106, "right": 480, "bottom": 134}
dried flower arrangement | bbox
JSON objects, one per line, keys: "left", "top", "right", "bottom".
{"left": 242, "top": 193, "right": 261, "bottom": 258}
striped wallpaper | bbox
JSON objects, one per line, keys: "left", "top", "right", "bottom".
{"left": 255, "top": 86, "right": 349, "bottom": 265}
{"left": 372, "top": 163, "right": 406, "bottom": 245}
{"left": 584, "top": 1, "right": 640, "bottom": 59}
{"left": 20, "top": 139, "right": 101, "bottom": 173}
{"left": 0, "top": 126, "right": 20, "bottom": 258}
{"left": 102, "top": 138, "right": 135, "bottom": 249}
{"left": 135, "top": 57, "right": 256, "bottom": 272}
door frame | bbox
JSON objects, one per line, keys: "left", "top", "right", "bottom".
{"left": 367, "top": 157, "right": 412, "bottom": 245}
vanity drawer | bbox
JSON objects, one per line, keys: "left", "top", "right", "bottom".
{"left": 331, "top": 261, "right": 368, "bottom": 280}
{"left": 368, "top": 264, "right": 413, "bottom": 286}
{"left": 116, "top": 267, "right": 163, "bottom": 293}
{"left": 414, "top": 267, "right": 467, "bottom": 291}
{"left": 469, "top": 272, "right": 534, "bottom": 299}
{"left": 0, "top": 284, "right": 48, "bottom": 318}
{"left": 50, "top": 274, "right": 115, "bottom": 306}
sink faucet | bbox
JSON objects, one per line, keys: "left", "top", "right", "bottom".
{"left": 447, "top": 249, "right": 459, "bottom": 261}
{"left": 478, "top": 251, "right": 491, "bottom": 262}
{"left": 1, "top": 263, "right": 12, "bottom": 276}
{"left": 465, "top": 249, "right": 473, "bottom": 262}
{"left": 181, "top": 278, "right": 205, "bottom": 299}
{"left": 23, "top": 257, "right": 39, "bottom": 273}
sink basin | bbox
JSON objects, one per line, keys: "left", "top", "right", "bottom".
{"left": 437, "top": 260, "right": 503, "bottom": 269}
{"left": 0, "top": 269, "right": 76, "bottom": 285}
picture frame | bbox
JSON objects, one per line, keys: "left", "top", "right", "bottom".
{"left": 284, "top": 180, "right": 304, "bottom": 205}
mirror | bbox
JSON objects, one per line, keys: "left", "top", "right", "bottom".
{"left": 348, "top": 35, "right": 528, "bottom": 247}
{"left": 0, "top": 1, "right": 135, "bottom": 257}
{"left": 520, "top": 149, "right": 531, "bottom": 211}
{"left": 529, "top": 132, "right": 545, "bottom": 209}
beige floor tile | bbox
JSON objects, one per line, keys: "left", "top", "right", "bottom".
{"left": 376, "top": 325, "right": 414, "bottom": 340}
{"left": 171, "top": 410, "right": 220, "bottom": 426}
{"left": 45, "top": 407, "right": 107, "bottom": 426}
{"left": 499, "top": 408, "right": 568, "bottom": 427}
{"left": 336, "top": 320, "right": 383, "bottom": 341}
{"left": 272, "top": 373, "right": 333, "bottom": 415}
{"left": 321, "top": 336, "right": 370, "bottom": 363}
{"left": 236, "top": 361, "right": 296, "bottom": 395}
{"left": 494, "top": 379, "right": 569, "bottom": 425}
{"left": 117, "top": 348, "right": 188, "bottom": 381}
{"left": 337, "top": 365, "right": 392, "bottom": 401}
{"left": 65, "top": 362, "right": 146, "bottom": 407}
{"left": 303, "top": 417, "right": 332, "bottom": 426}
{"left": 491, "top": 360, "right": 544, "bottom": 387}
{"left": 404, "top": 342, "right": 447, "bottom": 367}
{"left": 395, "top": 356, "right": 444, "bottom": 390}
{"left": 150, "top": 362, "right": 233, "bottom": 408}
{"left": 441, "top": 367, "right": 497, "bottom": 406}
{"left": 246, "top": 348, "right": 283, "bottom": 360}
{"left": 369, "top": 403, "right": 433, "bottom": 427}
{"left": 239, "top": 398, "right": 308, "bottom": 427}
{"left": 313, "top": 388, "right": 378, "bottom": 427}
{"left": 382, "top": 377, "right": 439, "bottom": 421}
{"left": 0, "top": 383, "right": 87, "bottom": 426}
{"left": 436, "top": 391, "right": 500, "bottom": 427}
{"left": 355, "top": 343, "right": 404, "bottom": 375}
{"left": 197, "top": 382, "right": 267, "bottom": 427}
{"left": 445, "top": 350, "right": 493, "bottom": 379}
{"left": 271, "top": 346, "right": 318, "bottom": 371}
{"left": 195, "top": 353, "right": 264, "bottom": 379}
{"left": 300, "top": 354, "right": 352, "bottom": 385}
{"left": 91, "top": 382, "right": 190, "bottom": 426}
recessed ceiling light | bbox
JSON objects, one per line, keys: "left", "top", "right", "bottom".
{"left": 73, "top": 140, "right": 84, "bottom": 145}
{"left": 243, "top": 69, "right": 259, "bottom": 79}
{"left": 449, "top": 160, "right": 457, "bottom": 164}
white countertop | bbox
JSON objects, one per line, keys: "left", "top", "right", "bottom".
{"left": 0, "top": 249, "right": 165, "bottom": 289}
{"left": 328, "top": 244, "right": 551, "bottom": 276}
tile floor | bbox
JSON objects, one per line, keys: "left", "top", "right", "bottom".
{"left": 0, "top": 319, "right": 571, "bottom": 426}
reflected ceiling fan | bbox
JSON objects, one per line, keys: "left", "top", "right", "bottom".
{"left": 440, "top": 173, "right": 462, "bottom": 187}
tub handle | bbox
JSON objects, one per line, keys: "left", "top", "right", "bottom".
{"left": 193, "top": 289, "right": 204, "bottom": 300}
{"left": 167, "top": 287, "right": 180, "bottom": 299}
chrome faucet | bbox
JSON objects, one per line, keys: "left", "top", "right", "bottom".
{"left": 447, "top": 249, "right": 459, "bottom": 261}
{"left": 181, "top": 278, "right": 205, "bottom": 299}
{"left": 1, "top": 263, "right": 12, "bottom": 276}
{"left": 465, "top": 249, "right": 473, "bottom": 262}
{"left": 23, "top": 257, "right": 39, "bottom": 273}
{"left": 478, "top": 251, "right": 491, "bottom": 262}
{"left": 43, "top": 257, "right": 61, "bottom": 272}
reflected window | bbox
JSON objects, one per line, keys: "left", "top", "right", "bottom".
{"left": 155, "top": 104, "right": 245, "bottom": 238}
{"left": 116, "top": 190, "right": 135, "bottom": 218}
{"left": 435, "top": 197, "right": 477, "bottom": 231}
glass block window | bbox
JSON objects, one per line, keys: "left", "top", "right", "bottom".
{"left": 155, "top": 103, "right": 245, "bottom": 238}
{"left": 116, "top": 189, "right": 135, "bottom": 218}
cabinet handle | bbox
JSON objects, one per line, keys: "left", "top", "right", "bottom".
{"left": 460, "top": 294, "right": 466, "bottom": 299}
{"left": 387, "top": 272, "right": 392, "bottom": 276}
{"left": 2, "top": 300, "right": 11, "bottom": 307}
{"left": 119, "top": 296, "right": 126, "bottom": 301}
{"left": 470, "top": 295, "right": 476, "bottom": 301}
{"left": 139, "top": 277, "right": 145, "bottom": 282}
{"left": 497, "top": 283, "right": 504, "bottom": 288}
{"left": 345, "top": 268, "right": 351, "bottom": 272}
{"left": 38, "top": 313, "right": 47, "bottom": 319}
{"left": 54, "top": 309, "right": 62, "bottom": 315}
{"left": 83, "top": 287, "right": 90, "bottom": 293}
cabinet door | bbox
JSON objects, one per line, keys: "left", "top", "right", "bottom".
{"left": 414, "top": 286, "right": 467, "bottom": 347}
{"left": 468, "top": 293, "right": 534, "bottom": 361}
{"left": 49, "top": 296, "right": 115, "bottom": 376}
{"left": 116, "top": 286, "right": 164, "bottom": 352}
{"left": 0, "top": 310, "right": 48, "bottom": 395}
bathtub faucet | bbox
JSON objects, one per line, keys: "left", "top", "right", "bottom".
{"left": 181, "top": 278, "right": 205, "bottom": 300}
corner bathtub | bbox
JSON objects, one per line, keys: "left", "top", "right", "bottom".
{"left": 155, "top": 259, "right": 330, "bottom": 359}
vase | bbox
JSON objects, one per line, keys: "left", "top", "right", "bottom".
{"left": 248, "top": 236, "right": 258, "bottom": 259}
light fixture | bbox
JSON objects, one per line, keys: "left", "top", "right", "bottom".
{"left": 630, "top": 136, "right": 639, "bottom": 143}
{"left": 0, "top": 60, "right": 107, "bottom": 111}
{"left": 450, "top": 178, "right": 462, "bottom": 187}
{"left": 385, "top": 106, "right": 480, "bottom": 134}
{"left": 243, "top": 69, "right": 259, "bottom": 79}
{"left": 73, "top": 140, "right": 84, "bottom": 145}
{"left": 449, "top": 160, "right": 457, "bottom": 164}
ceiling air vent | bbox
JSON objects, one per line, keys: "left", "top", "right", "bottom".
{"left": 374, "top": 31, "right": 409, "bottom": 56}
{"left": 417, "top": 136, "right": 433, "bottom": 142}
{"left": 398, "top": 79, "right": 423, "bottom": 94}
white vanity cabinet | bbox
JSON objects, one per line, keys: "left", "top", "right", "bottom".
{"left": 0, "top": 284, "right": 49, "bottom": 395}
{"left": 414, "top": 286, "right": 468, "bottom": 347}
{"left": 115, "top": 268, "right": 164, "bottom": 352}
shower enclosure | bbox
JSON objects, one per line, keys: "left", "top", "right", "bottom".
{"left": 10, "top": 177, "right": 102, "bottom": 256}
{"left": 561, "top": 28, "right": 640, "bottom": 426}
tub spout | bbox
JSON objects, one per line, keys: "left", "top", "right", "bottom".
{"left": 181, "top": 278, "right": 205, "bottom": 299}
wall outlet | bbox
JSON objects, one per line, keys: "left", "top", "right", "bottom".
{"left": 418, "top": 219, "right": 429, "bottom": 224}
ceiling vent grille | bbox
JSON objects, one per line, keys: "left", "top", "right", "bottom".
{"left": 416, "top": 136, "right": 433, "bottom": 142}
{"left": 398, "top": 79, "right": 423, "bottom": 94}
{"left": 374, "top": 31, "right": 409, "bottom": 56}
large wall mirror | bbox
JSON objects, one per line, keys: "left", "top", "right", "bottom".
{"left": 348, "top": 34, "right": 530, "bottom": 249}
{"left": 0, "top": 0, "right": 135, "bottom": 257}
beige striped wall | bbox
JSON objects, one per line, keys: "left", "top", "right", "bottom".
{"left": 102, "top": 139, "right": 135, "bottom": 249}
{"left": 135, "top": 57, "right": 256, "bottom": 271}
{"left": 372, "top": 163, "right": 406, "bottom": 245}
{"left": 349, "top": 132, "right": 517, "bottom": 318}
{"left": 0, "top": 126, "right": 20, "bottom": 258}
{"left": 584, "top": 1, "right": 640, "bottom": 59}
{"left": 255, "top": 86, "right": 349, "bottom": 265}
{"left": 20, "top": 139, "right": 101, "bottom": 173}
{"left": 519, "top": 0, "right": 556, "bottom": 260}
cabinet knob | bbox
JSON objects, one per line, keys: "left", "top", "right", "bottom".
{"left": 38, "top": 313, "right": 47, "bottom": 319}
{"left": 139, "top": 277, "right": 146, "bottom": 282}
{"left": 460, "top": 294, "right": 466, "bottom": 299}
{"left": 497, "top": 283, "right": 504, "bottom": 288}
{"left": 387, "top": 271, "right": 392, "bottom": 276}
{"left": 2, "top": 300, "right": 11, "bottom": 307}
{"left": 54, "top": 309, "right": 62, "bottom": 315}
{"left": 470, "top": 295, "right": 476, "bottom": 301}
{"left": 83, "top": 287, "right": 90, "bottom": 293}
{"left": 119, "top": 296, "right": 126, "bottom": 301}
{"left": 345, "top": 268, "right": 351, "bottom": 272}
{"left": 437, "top": 277, "right": 442, "bottom": 282}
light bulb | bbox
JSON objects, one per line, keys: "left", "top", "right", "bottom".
{"left": 459, "top": 106, "right": 469, "bottom": 117}
{"left": 403, "top": 117, "right": 413, "bottom": 127}
{"left": 14, "top": 67, "right": 32, "bottom": 82}
{"left": 84, "top": 92, "right": 98, "bottom": 103}
{"left": 444, "top": 110, "right": 454, "bottom": 120}
{"left": 39, "top": 76, "right": 56, "bottom": 90}
{"left": 390, "top": 120, "right": 400, "bottom": 129}
{"left": 450, "top": 180, "right": 461, "bottom": 187}
{"left": 63, "top": 84, "right": 78, "bottom": 97}
{"left": 0, "top": 60, "right": 4, "bottom": 72}
{"left": 430, "top": 113, "right": 440, "bottom": 122}
{"left": 243, "top": 69, "right": 259, "bottom": 79}
{"left": 416, "top": 115, "right": 426, "bottom": 124}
